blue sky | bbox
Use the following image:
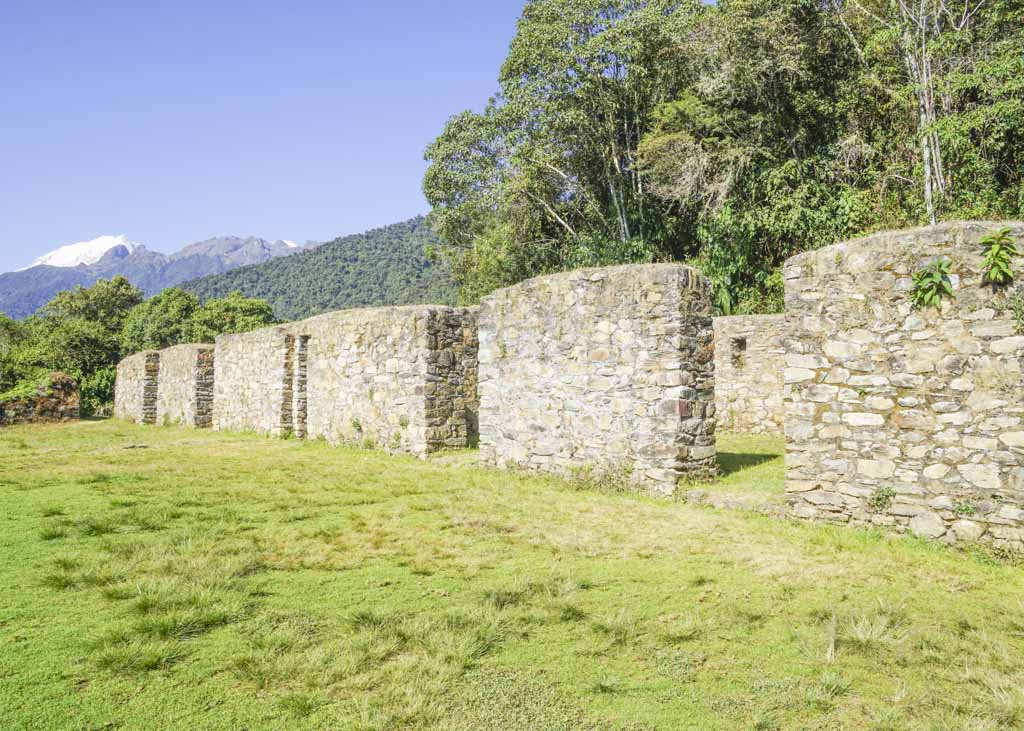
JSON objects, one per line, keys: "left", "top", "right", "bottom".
{"left": 0, "top": 1, "right": 525, "bottom": 271}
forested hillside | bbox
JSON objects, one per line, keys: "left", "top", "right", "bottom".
{"left": 424, "top": 0, "right": 1024, "bottom": 312}
{"left": 182, "top": 218, "right": 457, "bottom": 320}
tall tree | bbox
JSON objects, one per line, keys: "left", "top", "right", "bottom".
{"left": 424, "top": 0, "right": 701, "bottom": 301}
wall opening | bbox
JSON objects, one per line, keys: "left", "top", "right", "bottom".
{"left": 730, "top": 337, "right": 748, "bottom": 369}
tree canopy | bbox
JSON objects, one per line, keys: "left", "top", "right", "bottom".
{"left": 0, "top": 278, "right": 275, "bottom": 415}
{"left": 423, "top": 0, "right": 1024, "bottom": 311}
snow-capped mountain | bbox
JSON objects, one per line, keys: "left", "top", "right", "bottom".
{"left": 0, "top": 234, "right": 322, "bottom": 319}
{"left": 19, "top": 234, "right": 141, "bottom": 270}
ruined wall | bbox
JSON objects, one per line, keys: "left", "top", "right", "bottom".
{"left": 289, "top": 305, "right": 477, "bottom": 456}
{"left": 114, "top": 351, "right": 160, "bottom": 424}
{"left": 207, "top": 306, "right": 478, "bottom": 455}
{"left": 478, "top": 264, "right": 716, "bottom": 494}
{"left": 156, "top": 344, "right": 215, "bottom": 428}
{"left": 714, "top": 315, "right": 785, "bottom": 434}
{"left": 0, "top": 373, "right": 80, "bottom": 426}
{"left": 213, "top": 327, "right": 294, "bottom": 437}
{"left": 785, "top": 221, "right": 1024, "bottom": 550}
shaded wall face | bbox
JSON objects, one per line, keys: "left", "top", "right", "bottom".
{"left": 213, "top": 329, "right": 294, "bottom": 436}
{"left": 478, "top": 264, "right": 716, "bottom": 494}
{"left": 155, "top": 345, "right": 214, "bottom": 428}
{"left": 713, "top": 316, "right": 785, "bottom": 435}
{"left": 298, "top": 306, "right": 478, "bottom": 456}
{"left": 114, "top": 351, "right": 160, "bottom": 425}
{"left": 785, "top": 222, "right": 1024, "bottom": 550}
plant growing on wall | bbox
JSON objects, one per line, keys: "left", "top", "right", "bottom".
{"left": 910, "top": 258, "right": 954, "bottom": 310}
{"left": 980, "top": 227, "right": 1018, "bottom": 286}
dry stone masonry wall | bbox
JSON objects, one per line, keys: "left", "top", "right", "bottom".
{"left": 785, "top": 222, "right": 1024, "bottom": 550}
{"left": 478, "top": 264, "right": 716, "bottom": 494}
{"left": 155, "top": 344, "right": 214, "bottom": 428}
{"left": 114, "top": 351, "right": 160, "bottom": 424}
{"left": 713, "top": 316, "right": 785, "bottom": 435}
{"left": 288, "top": 305, "right": 477, "bottom": 456}
{"left": 213, "top": 327, "right": 295, "bottom": 437}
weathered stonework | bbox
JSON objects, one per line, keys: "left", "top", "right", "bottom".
{"left": 210, "top": 306, "right": 478, "bottom": 456}
{"left": 114, "top": 351, "right": 161, "bottom": 425}
{"left": 714, "top": 315, "right": 785, "bottom": 434}
{"left": 785, "top": 221, "right": 1024, "bottom": 550}
{"left": 213, "top": 328, "right": 295, "bottom": 437}
{"left": 0, "top": 373, "right": 80, "bottom": 426}
{"left": 155, "top": 344, "right": 215, "bottom": 428}
{"left": 478, "top": 264, "right": 716, "bottom": 494}
{"left": 287, "top": 306, "right": 478, "bottom": 456}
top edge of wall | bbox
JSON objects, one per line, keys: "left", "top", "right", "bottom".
{"left": 480, "top": 262, "right": 709, "bottom": 304}
{"left": 288, "top": 303, "right": 476, "bottom": 331}
{"left": 784, "top": 221, "right": 1024, "bottom": 271}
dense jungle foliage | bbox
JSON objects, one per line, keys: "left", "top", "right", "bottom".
{"left": 0, "top": 278, "right": 275, "bottom": 415}
{"left": 182, "top": 218, "right": 457, "bottom": 321}
{"left": 423, "top": 0, "right": 1024, "bottom": 312}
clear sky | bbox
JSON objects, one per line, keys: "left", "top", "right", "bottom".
{"left": 0, "top": 0, "right": 526, "bottom": 272}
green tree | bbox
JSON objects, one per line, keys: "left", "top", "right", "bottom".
{"left": 424, "top": 0, "right": 701, "bottom": 301}
{"left": 121, "top": 289, "right": 201, "bottom": 354}
{"left": 188, "top": 292, "right": 276, "bottom": 343}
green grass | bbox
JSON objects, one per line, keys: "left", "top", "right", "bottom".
{"left": 1, "top": 422, "right": 1023, "bottom": 729}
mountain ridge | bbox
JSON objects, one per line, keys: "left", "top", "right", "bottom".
{"left": 0, "top": 235, "right": 315, "bottom": 319}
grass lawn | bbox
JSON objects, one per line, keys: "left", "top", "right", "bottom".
{"left": 2, "top": 422, "right": 1024, "bottom": 730}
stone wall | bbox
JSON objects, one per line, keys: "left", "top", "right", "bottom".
{"left": 155, "top": 344, "right": 215, "bottom": 428}
{"left": 478, "top": 264, "right": 716, "bottom": 494}
{"left": 213, "top": 327, "right": 294, "bottom": 437}
{"left": 114, "top": 351, "right": 160, "bottom": 424}
{"left": 713, "top": 315, "right": 785, "bottom": 434}
{"left": 784, "top": 222, "right": 1024, "bottom": 550}
{"left": 0, "top": 373, "right": 80, "bottom": 426}
{"left": 289, "top": 306, "right": 477, "bottom": 456}
{"left": 209, "top": 306, "right": 478, "bottom": 455}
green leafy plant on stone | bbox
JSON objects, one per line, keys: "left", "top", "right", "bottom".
{"left": 398, "top": 416, "right": 409, "bottom": 429}
{"left": 868, "top": 486, "right": 896, "bottom": 512}
{"left": 910, "top": 258, "right": 954, "bottom": 310}
{"left": 953, "top": 500, "right": 977, "bottom": 517}
{"left": 980, "top": 227, "right": 1018, "bottom": 286}
{"left": 351, "top": 418, "right": 363, "bottom": 435}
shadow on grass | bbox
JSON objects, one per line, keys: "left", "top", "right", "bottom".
{"left": 717, "top": 452, "right": 777, "bottom": 477}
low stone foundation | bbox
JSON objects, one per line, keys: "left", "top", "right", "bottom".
{"left": 784, "top": 222, "right": 1024, "bottom": 551}
{"left": 478, "top": 264, "right": 716, "bottom": 494}
{"left": 713, "top": 315, "right": 785, "bottom": 434}
{"left": 0, "top": 373, "right": 80, "bottom": 426}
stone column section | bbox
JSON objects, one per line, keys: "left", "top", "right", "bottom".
{"left": 478, "top": 263, "right": 716, "bottom": 495}
{"left": 784, "top": 221, "right": 1024, "bottom": 550}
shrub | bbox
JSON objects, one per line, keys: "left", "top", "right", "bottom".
{"left": 910, "top": 258, "right": 954, "bottom": 310}
{"left": 980, "top": 227, "right": 1017, "bottom": 286}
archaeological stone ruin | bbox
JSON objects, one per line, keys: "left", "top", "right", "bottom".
{"left": 111, "top": 223, "right": 1024, "bottom": 549}
{"left": 713, "top": 315, "right": 785, "bottom": 435}
{"left": 785, "top": 221, "right": 1024, "bottom": 551}
{"left": 477, "top": 264, "right": 717, "bottom": 493}
{"left": 0, "top": 372, "right": 80, "bottom": 426}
